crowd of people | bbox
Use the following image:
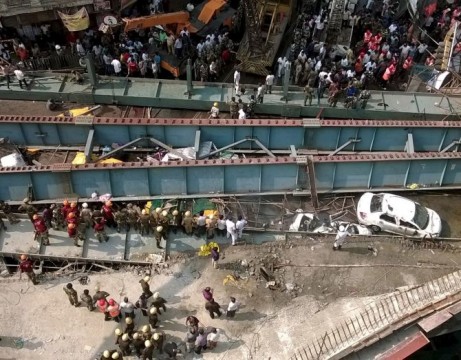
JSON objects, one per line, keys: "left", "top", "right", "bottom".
{"left": 5, "top": 198, "right": 248, "bottom": 249}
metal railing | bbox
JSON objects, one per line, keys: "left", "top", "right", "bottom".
{"left": 21, "top": 53, "right": 82, "bottom": 71}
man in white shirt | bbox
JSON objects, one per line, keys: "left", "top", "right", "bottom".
{"left": 76, "top": 40, "right": 85, "bottom": 57}
{"left": 256, "top": 83, "right": 265, "bottom": 103}
{"left": 226, "top": 296, "right": 240, "bottom": 317}
{"left": 196, "top": 211, "right": 207, "bottom": 237}
{"left": 234, "top": 69, "right": 240, "bottom": 88}
{"left": 333, "top": 225, "right": 349, "bottom": 250}
{"left": 120, "top": 296, "right": 135, "bottom": 319}
{"left": 14, "top": 68, "right": 28, "bottom": 89}
{"left": 235, "top": 216, "right": 247, "bottom": 239}
{"left": 238, "top": 108, "right": 246, "bottom": 119}
{"left": 226, "top": 217, "right": 237, "bottom": 245}
{"left": 111, "top": 58, "right": 122, "bottom": 76}
{"left": 265, "top": 73, "right": 275, "bottom": 93}
{"left": 151, "top": 62, "right": 158, "bottom": 78}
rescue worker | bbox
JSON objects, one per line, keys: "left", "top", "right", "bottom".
{"left": 67, "top": 223, "right": 80, "bottom": 247}
{"left": 152, "top": 331, "right": 164, "bottom": 354}
{"left": 226, "top": 216, "right": 237, "bottom": 246}
{"left": 142, "top": 325, "right": 152, "bottom": 341}
{"left": 236, "top": 215, "right": 248, "bottom": 239}
{"left": 182, "top": 211, "right": 194, "bottom": 235}
{"left": 114, "top": 209, "right": 128, "bottom": 233}
{"left": 111, "top": 351, "right": 123, "bottom": 360}
{"left": 124, "top": 316, "right": 135, "bottom": 335}
{"left": 0, "top": 200, "right": 19, "bottom": 224}
{"left": 150, "top": 207, "right": 161, "bottom": 232}
{"left": 126, "top": 203, "right": 139, "bottom": 231}
{"left": 205, "top": 299, "right": 222, "bottom": 319}
{"left": 80, "top": 289, "right": 95, "bottom": 311}
{"left": 93, "top": 285, "right": 110, "bottom": 304}
{"left": 170, "top": 210, "right": 181, "bottom": 234}
{"left": 139, "top": 276, "right": 153, "bottom": 298}
{"left": 66, "top": 212, "right": 77, "bottom": 226}
{"left": 94, "top": 217, "right": 108, "bottom": 242}
{"left": 80, "top": 202, "right": 92, "bottom": 228}
{"left": 33, "top": 214, "right": 50, "bottom": 245}
{"left": 206, "top": 215, "right": 217, "bottom": 240}
{"left": 19, "top": 254, "right": 38, "bottom": 285}
{"left": 98, "top": 298, "right": 111, "bottom": 321}
{"left": 61, "top": 200, "right": 71, "bottom": 220}
{"left": 139, "top": 209, "right": 150, "bottom": 236}
{"left": 158, "top": 210, "right": 169, "bottom": 234}
{"left": 132, "top": 332, "right": 144, "bottom": 357}
{"left": 63, "top": 283, "right": 80, "bottom": 307}
{"left": 333, "top": 225, "right": 349, "bottom": 250}
{"left": 52, "top": 204, "right": 65, "bottom": 230}
{"left": 102, "top": 201, "right": 116, "bottom": 228}
{"left": 154, "top": 226, "right": 165, "bottom": 249}
{"left": 152, "top": 292, "right": 167, "bottom": 314}
{"left": 114, "top": 328, "right": 123, "bottom": 344}
{"left": 164, "top": 342, "right": 180, "bottom": 359}
{"left": 118, "top": 334, "right": 131, "bottom": 356}
{"left": 142, "top": 340, "right": 154, "bottom": 360}
{"left": 228, "top": 96, "right": 238, "bottom": 119}
{"left": 209, "top": 102, "right": 219, "bottom": 119}
{"left": 216, "top": 215, "right": 226, "bottom": 237}
{"left": 107, "top": 298, "right": 122, "bottom": 322}
{"left": 69, "top": 202, "right": 78, "bottom": 217}
{"left": 195, "top": 211, "right": 207, "bottom": 237}
{"left": 148, "top": 307, "right": 159, "bottom": 328}
{"left": 18, "top": 198, "right": 37, "bottom": 222}
{"left": 42, "top": 205, "right": 53, "bottom": 229}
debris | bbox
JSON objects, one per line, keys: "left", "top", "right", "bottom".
{"left": 265, "top": 281, "right": 277, "bottom": 289}
{"left": 84, "top": 345, "right": 92, "bottom": 351}
{"left": 148, "top": 253, "right": 163, "bottom": 264}
{"left": 285, "top": 283, "right": 295, "bottom": 291}
{"left": 223, "top": 274, "right": 238, "bottom": 286}
{"left": 260, "top": 266, "right": 275, "bottom": 282}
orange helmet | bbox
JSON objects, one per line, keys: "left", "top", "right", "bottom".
{"left": 63, "top": 200, "right": 69, "bottom": 206}
{"left": 67, "top": 212, "right": 75, "bottom": 219}
{"left": 20, "top": 254, "right": 28, "bottom": 260}
{"left": 32, "top": 214, "right": 39, "bottom": 220}
{"left": 70, "top": 202, "right": 77, "bottom": 208}
{"left": 105, "top": 201, "right": 112, "bottom": 207}
{"left": 68, "top": 223, "right": 76, "bottom": 229}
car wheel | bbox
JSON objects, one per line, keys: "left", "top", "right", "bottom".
{"left": 370, "top": 225, "right": 381, "bottom": 233}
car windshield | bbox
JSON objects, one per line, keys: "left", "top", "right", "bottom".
{"left": 370, "top": 194, "right": 383, "bottom": 212}
{"left": 413, "top": 204, "right": 429, "bottom": 229}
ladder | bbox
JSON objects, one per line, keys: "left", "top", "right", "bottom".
{"left": 326, "top": 0, "right": 346, "bottom": 43}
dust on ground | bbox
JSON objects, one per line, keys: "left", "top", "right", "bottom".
{"left": 1, "top": 236, "right": 460, "bottom": 360}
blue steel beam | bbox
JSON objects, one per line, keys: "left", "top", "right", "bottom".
{"left": 1, "top": 154, "right": 461, "bottom": 202}
{"left": 4, "top": 116, "right": 461, "bottom": 152}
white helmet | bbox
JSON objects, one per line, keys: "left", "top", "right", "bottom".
{"left": 172, "top": 210, "right": 179, "bottom": 216}
{"left": 153, "top": 292, "right": 160, "bottom": 299}
{"left": 111, "top": 352, "right": 120, "bottom": 359}
{"left": 145, "top": 340, "right": 152, "bottom": 347}
{"left": 143, "top": 276, "right": 150, "bottom": 282}
{"left": 122, "top": 334, "right": 129, "bottom": 341}
{"left": 82, "top": 202, "right": 88, "bottom": 208}
{"left": 209, "top": 214, "right": 214, "bottom": 220}
{"left": 339, "top": 225, "right": 345, "bottom": 231}
{"left": 94, "top": 285, "right": 100, "bottom": 292}
{"left": 55, "top": 44, "right": 61, "bottom": 50}
{"left": 125, "top": 317, "right": 133, "bottom": 324}
{"left": 141, "top": 209, "right": 146, "bottom": 215}
{"left": 155, "top": 207, "right": 161, "bottom": 213}
{"left": 142, "top": 325, "right": 150, "bottom": 333}
{"left": 185, "top": 211, "right": 191, "bottom": 217}
{"left": 115, "top": 328, "right": 122, "bottom": 336}
{"left": 149, "top": 307, "right": 157, "bottom": 314}
{"left": 156, "top": 226, "right": 163, "bottom": 232}
{"left": 153, "top": 333, "right": 160, "bottom": 340}
{"left": 103, "top": 350, "right": 110, "bottom": 358}
{"left": 162, "top": 210, "right": 168, "bottom": 217}
{"left": 133, "top": 332, "right": 139, "bottom": 339}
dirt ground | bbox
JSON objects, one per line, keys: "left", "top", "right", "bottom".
{"left": 1, "top": 236, "right": 460, "bottom": 360}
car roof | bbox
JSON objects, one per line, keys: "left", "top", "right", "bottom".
{"left": 382, "top": 194, "right": 416, "bottom": 222}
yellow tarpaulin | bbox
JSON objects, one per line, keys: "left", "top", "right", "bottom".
{"left": 58, "top": 7, "right": 90, "bottom": 32}
{"left": 58, "top": 106, "right": 93, "bottom": 118}
{"left": 98, "top": 158, "right": 123, "bottom": 164}
{"left": 71, "top": 152, "right": 100, "bottom": 165}
{"left": 198, "top": 242, "right": 220, "bottom": 256}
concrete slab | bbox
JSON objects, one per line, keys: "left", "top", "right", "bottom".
{"left": 84, "top": 227, "right": 126, "bottom": 261}
{"left": 0, "top": 219, "right": 40, "bottom": 254}
{"left": 30, "top": 77, "right": 64, "bottom": 93}
{"left": 127, "top": 231, "right": 164, "bottom": 261}
{"left": 126, "top": 80, "right": 159, "bottom": 98}
{"left": 41, "top": 228, "right": 82, "bottom": 258}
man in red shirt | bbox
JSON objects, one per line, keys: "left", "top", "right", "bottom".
{"left": 94, "top": 218, "right": 109, "bottom": 242}
{"left": 33, "top": 214, "right": 50, "bottom": 245}
{"left": 19, "top": 254, "right": 38, "bottom": 285}
{"left": 67, "top": 223, "right": 80, "bottom": 247}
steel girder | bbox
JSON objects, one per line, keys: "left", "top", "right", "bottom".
{"left": 3, "top": 115, "right": 461, "bottom": 153}
{"left": 2, "top": 153, "right": 461, "bottom": 202}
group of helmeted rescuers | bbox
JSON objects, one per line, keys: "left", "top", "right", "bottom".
{"left": 13, "top": 198, "right": 247, "bottom": 249}
{"left": 59, "top": 274, "right": 239, "bottom": 359}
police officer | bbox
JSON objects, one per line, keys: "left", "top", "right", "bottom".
{"left": 118, "top": 334, "right": 131, "bottom": 356}
{"left": 126, "top": 203, "right": 139, "bottom": 231}
{"left": 154, "top": 226, "right": 164, "bottom": 249}
{"left": 170, "top": 210, "right": 181, "bottom": 234}
{"left": 124, "top": 316, "right": 135, "bottom": 335}
{"left": 139, "top": 209, "right": 150, "bottom": 236}
{"left": 19, "top": 198, "right": 37, "bottom": 222}
{"left": 148, "top": 307, "right": 159, "bottom": 328}
{"left": 182, "top": 211, "right": 194, "bottom": 235}
{"left": 152, "top": 292, "right": 167, "bottom": 314}
{"left": 80, "top": 289, "right": 95, "bottom": 311}
{"left": 142, "top": 340, "right": 154, "bottom": 360}
{"left": 114, "top": 209, "right": 128, "bottom": 233}
{"left": 228, "top": 96, "right": 238, "bottom": 119}
{"left": 158, "top": 210, "right": 169, "bottom": 234}
{"left": 152, "top": 331, "right": 164, "bottom": 354}
{"left": 132, "top": 332, "right": 144, "bottom": 357}
{"left": 63, "top": 283, "right": 80, "bottom": 307}
{"left": 0, "top": 200, "right": 19, "bottom": 224}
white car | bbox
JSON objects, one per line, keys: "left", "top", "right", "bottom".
{"left": 357, "top": 192, "right": 442, "bottom": 238}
